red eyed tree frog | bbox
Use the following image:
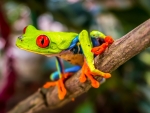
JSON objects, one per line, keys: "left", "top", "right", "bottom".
{"left": 16, "top": 25, "right": 114, "bottom": 100}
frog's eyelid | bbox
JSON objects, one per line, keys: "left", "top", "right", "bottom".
{"left": 23, "top": 26, "right": 27, "bottom": 34}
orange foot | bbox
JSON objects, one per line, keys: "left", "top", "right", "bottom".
{"left": 91, "top": 43, "right": 108, "bottom": 55}
{"left": 91, "top": 36, "right": 114, "bottom": 55}
{"left": 43, "top": 73, "right": 73, "bottom": 100}
{"left": 79, "top": 61, "right": 111, "bottom": 88}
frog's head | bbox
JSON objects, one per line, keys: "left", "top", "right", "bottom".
{"left": 16, "top": 25, "right": 61, "bottom": 56}
{"left": 90, "top": 31, "right": 106, "bottom": 39}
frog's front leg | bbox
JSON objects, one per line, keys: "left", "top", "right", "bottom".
{"left": 78, "top": 30, "right": 111, "bottom": 88}
{"left": 43, "top": 57, "right": 81, "bottom": 99}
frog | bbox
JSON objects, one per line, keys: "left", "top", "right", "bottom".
{"left": 16, "top": 25, "right": 114, "bottom": 100}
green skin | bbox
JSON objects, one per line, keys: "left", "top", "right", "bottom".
{"left": 16, "top": 25, "right": 106, "bottom": 76}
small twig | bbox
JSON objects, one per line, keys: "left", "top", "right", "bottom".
{"left": 9, "top": 19, "right": 150, "bottom": 113}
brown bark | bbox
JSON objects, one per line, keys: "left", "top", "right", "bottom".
{"left": 8, "top": 19, "right": 150, "bottom": 113}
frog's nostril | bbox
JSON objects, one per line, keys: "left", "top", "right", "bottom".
{"left": 18, "top": 35, "right": 23, "bottom": 41}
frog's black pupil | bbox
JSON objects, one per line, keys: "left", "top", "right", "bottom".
{"left": 41, "top": 38, "right": 44, "bottom": 45}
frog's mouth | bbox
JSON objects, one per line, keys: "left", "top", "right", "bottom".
{"left": 16, "top": 44, "right": 58, "bottom": 57}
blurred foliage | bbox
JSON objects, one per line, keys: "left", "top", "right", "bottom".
{"left": 74, "top": 100, "right": 96, "bottom": 113}
{"left": 110, "top": 6, "right": 150, "bottom": 33}
{"left": 1, "top": 0, "right": 150, "bottom": 113}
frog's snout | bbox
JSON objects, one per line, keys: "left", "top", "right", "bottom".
{"left": 18, "top": 35, "right": 23, "bottom": 41}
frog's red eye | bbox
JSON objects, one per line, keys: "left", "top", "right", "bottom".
{"left": 36, "top": 35, "right": 50, "bottom": 48}
{"left": 23, "top": 26, "right": 27, "bottom": 34}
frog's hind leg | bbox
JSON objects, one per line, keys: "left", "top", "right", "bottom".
{"left": 43, "top": 57, "right": 81, "bottom": 100}
{"left": 78, "top": 30, "right": 111, "bottom": 88}
{"left": 79, "top": 59, "right": 111, "bottom": 88}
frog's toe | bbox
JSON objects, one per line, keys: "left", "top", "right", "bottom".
{"left": 91, "top": 69, "right": 111, "bottom": 79}
{"left": 91, "top": 80, "right": 100, "bottom": 88}
{"left": 43, "top": 82, "right": 56, "bottom": 88}
{"left": 79, "top": 73, "right": 86, "bottom": 83}
{"left": 86, "top": 71, "right": 100, "bottom": 88}
{"left": 58, "top": 78, "right": 67, "bottom": 100}
{"left": 103, "top": 73, "right": 111, "bottom": 78}
{"left": 79, "top": 66, "right": 87, "bottom": 83}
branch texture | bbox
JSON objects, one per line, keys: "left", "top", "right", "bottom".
{"left": 9, "top": 19, "right": 150, "bottom": 113}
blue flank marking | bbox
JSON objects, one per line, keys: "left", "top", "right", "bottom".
{"left": 52, "top": 57, "right": 64, "bottom": 81}
{"left": 56, "top": 57, "right": 64, "bottom": 74}
{"left": 91, "top": 38, "right": 99, "bottom": 47}
{"left": 67, "top": 36, "right": 79, "bottom": 49}
{"left": 50, "top": 66, "right": 81, "bottom": 81}
{"left": 64, "top": 65, "right": 81, "bottom": 73}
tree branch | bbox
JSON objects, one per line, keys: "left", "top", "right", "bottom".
{"left": 9, "top": 19, "right": 150, "bottom": 113}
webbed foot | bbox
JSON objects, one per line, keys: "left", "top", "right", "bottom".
{"left": 79, "top": 61, "right": 111, "bottom": 88}
{"left": 91, "top": 36, "right": 114, "bottom": 55}
{"left": 43, "top": 73, "right": 73, "bottom": 100}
